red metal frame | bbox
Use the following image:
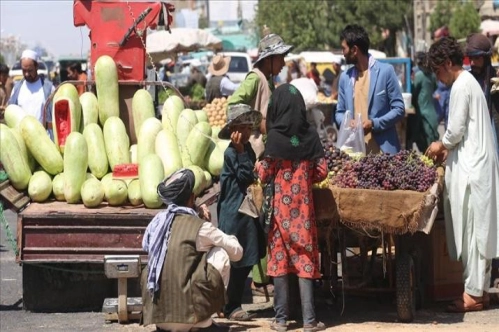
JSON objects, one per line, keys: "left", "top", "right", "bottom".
{"left": 73, "top": 0, "right": 174, "bottom": 81}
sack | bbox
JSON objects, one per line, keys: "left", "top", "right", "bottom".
{"left": 336, "top": 110, "right": 366, "bottom": 156}
{"left": 238, "top": 186, "right": 261, "bottom": 218}
{"left": 259, "top": 178, "right": 275, "bottom": 234}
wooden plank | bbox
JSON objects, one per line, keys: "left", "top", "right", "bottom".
{"left": 0, "top": 180, "right": 30, "bottom": 212}
{"left": 117, "top": 278, "right": 128, "bottom": 323}
{"left": 20, "top": 201, "right": 159, "bottom": 218}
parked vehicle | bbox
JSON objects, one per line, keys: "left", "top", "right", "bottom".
{"left": 221, "top": 51, "right": 252, "bottom": 83}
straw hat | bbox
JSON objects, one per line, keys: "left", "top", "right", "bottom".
{"left": 218, "top": 104, "right": 262, "bottom": 140}
{"left": 208, "top": 54, "right": 231, "bottom": 76}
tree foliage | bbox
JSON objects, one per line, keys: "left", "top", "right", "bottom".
{"left": 255, "top": 0, "right": 412, "bottom": 56}
{"left": 0, "top": 54, "right": 5, "bottom": 64}
{"left": 449, "top": 2, "right": 480, "bottom": 39}
{"left": 428, "top": 0, "right": 457, "bottom": 33}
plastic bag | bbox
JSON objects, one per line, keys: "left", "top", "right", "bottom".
{"left": 238, "top": 184, "right": 263, "bottom": 218}
{"left": 336, "top": 111, "right": 366, "bottom": 157}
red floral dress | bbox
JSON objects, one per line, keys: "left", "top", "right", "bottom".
{"left": 257, "top": 157, "right": 328, "bottom": 279}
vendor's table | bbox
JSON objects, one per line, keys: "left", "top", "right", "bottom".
{"left": 313, "top": 168, "right": 444, "bottom": 323}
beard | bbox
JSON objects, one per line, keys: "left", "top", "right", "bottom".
{"left": 345, "top": 53, "right": 358, "bottom": 65}
{"left": 24, "top": 74, "right": 38, "bottom": 83}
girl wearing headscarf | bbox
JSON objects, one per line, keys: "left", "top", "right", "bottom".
{"left": 256, "top": 84, "right": 327, "bottom": 332}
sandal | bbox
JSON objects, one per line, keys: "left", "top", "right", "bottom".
{"left": 227, "top": 309, "right": 256, "bottom": 321}
{"left": 446, "top": 293, "right": 483, "bottom": 313}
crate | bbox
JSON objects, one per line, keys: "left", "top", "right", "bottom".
{"left": 0, "top": 180, "right": 30, "bottom": 212}
{"left": 426, "top": 218, "right": 464, "bottom": 301}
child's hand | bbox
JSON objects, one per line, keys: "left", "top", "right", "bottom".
{"left": 197, "top": 204, "right": 211, "bottom": 222}
{"left": 231, "top": 131, "right": 244, "bottom": 153}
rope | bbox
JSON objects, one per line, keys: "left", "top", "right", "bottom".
{"left": 0, "top": 202, "right": 19, "bottom": 257}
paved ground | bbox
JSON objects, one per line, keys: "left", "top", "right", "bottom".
{"left": 1, "top": 208, "right": 498, "bottom": 332}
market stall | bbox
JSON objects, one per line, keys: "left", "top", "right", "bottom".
{"left": 313, "top": 148, "right": 444, "bottom": 323}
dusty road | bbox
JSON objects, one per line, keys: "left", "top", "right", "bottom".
{"left": 1, "top": 208, "right": 498, "bottom": 332}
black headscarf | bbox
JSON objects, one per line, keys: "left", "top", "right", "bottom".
{"left": 156, "top": 169, "right": 195, "bottom": 205}
{"left": 264, "top": 83, "right": 324, "bottom": 160}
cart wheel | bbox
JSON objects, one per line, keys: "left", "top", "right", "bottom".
{"left": 324, "top": 125, "right": 337, "bottom": 143}
{"left": 396, "top": 253, "right": 416, "bottom": 323}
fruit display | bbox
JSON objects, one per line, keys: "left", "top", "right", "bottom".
{"left": 323, "top": 141, "right": 351, "bottom": 175}
{"left": 332, "top": 150, "right": 437, "bottom": 192}
{"left": 0, "top": 56, "right": 230, "bottom": 208}
{"left": 202, "top": 97, "right": 228, "bottom": 127}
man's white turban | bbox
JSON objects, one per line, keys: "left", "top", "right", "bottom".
{"left": 21, "top": 49, "right": 39, "bottom": 62}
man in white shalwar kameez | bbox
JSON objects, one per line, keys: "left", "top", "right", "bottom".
{"left": 426, "top": 37, "right": 499, "bottom": 312}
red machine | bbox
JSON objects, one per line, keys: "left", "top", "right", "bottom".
{"left": 73, "top": 0, "right": 174, "bottom": 81}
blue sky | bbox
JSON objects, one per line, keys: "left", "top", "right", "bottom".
{"left": 1, "top": 1, "right": 90, "bottom": 59}
{"left": 0, "top": 0, "right": 258, "bottom": 61}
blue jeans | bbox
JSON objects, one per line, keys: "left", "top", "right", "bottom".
{"left": 273, "top": 274, "right": 316, "bottom": 325}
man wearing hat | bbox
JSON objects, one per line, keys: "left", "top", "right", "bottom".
{"left": 465, "top": 33, "right": 499, "bottom": 300}
{"left": 465, "top": 33, "right": 499, "bottom": 153}
{"left": 228, "top": 33, "right": 293, "bottom": 158}
{"left": 8, "top": 49, "right": 54, "bottom": 134}
{"left": 142, "top": 168, "right": 243, "bottom": 331}
{"left": 226, "top": 32, "right": 293, "bottom": 298}
{"left": 205, "top": 54, "right": 239, "bottom": 103}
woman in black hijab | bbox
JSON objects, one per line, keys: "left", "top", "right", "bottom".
{"left": 256, "top": 84, "right": 327, "bottom": 332}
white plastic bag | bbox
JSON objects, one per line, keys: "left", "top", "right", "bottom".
{"left": 336, "top": 111, "right": 366, "bottom": 156}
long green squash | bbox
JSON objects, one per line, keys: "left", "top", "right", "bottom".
{"left": 182, "top": 121, "right": 212, "bottom": 167}
{"left": 52, "top": 173, "right": 65, "bottom": 201}
{"left": 0, "top": 124, "right": 32, "bottom": 190}
{"left": 205, "top": 139, "right": 229, "bottom": 176}
{"left": 4, "top": 104, "right": 27, "bottom": 128}
{"left": 79, "top": 92, "right": 99, "bottom": 128}
{"left": 137, "top": 117, "right": 162, "bottom": 164}
{"left": 11, "top": 127, "right": 36, "bottom": 171}
{"left": 83, "top": 123, "right": 109, "bottom": 179}
{"left": 63, "top": 132, "right": 88, "bottom": 203}
{"left": 186, "top": 165, "right": 207, "bottom": 197}
{"left": 161, "top": 95, "right": 184, "bottom": 134}
{"left": 139, "top": 154, "right": 164, "bottom": 208}
{"left": 95, "top": 55, "right": 119, "bottom": 126}
{"left": 155, "top": 129, "right": 182, "bottom": 177}
{"left": 132, "top": 89, "right": 156, "bottom": 140}
{"left": 103, "top": 116, "right": 130, "bottom": 170}
{"left": 28, "top": 170, "right": 52, "bottom": 202}
{"left": 19, "top": 116, "right": 63, "bottom": 175}
{"left": 52, "top": 97, "right": 77, "bottom": 153}
{"left": 81, "top": 178, "right": 104, "bottom": 208}
{"left": 127, "top": 179, "right": 142, "bottom": 206}
{"left": 53, "top": 83, "right": 82, "bottom": 132}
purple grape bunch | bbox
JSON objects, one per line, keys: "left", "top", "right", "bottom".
{"left": 323, "top": 141, "right": 351, "bottom": 174}
{"left": 333, "top": 150, "right": 437, "bottom": 192}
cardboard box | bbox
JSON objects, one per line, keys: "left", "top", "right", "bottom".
{"left": 426, "top": 218, "right": 464, "bottom": 301}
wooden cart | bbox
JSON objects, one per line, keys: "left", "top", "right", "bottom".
{"left": 313, "top": 168, "right": 444, "bottom": 323}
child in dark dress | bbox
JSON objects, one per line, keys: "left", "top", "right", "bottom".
{"left": 217, "top": 104, "right": 263, "bottom": 321}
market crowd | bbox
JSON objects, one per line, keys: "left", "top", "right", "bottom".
{"left": 3, "top": 20, "right": 496, "bottom": 332}
{"left": 137, "top": 23, "right": 499, "bottom": 332}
